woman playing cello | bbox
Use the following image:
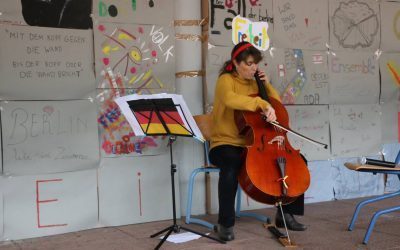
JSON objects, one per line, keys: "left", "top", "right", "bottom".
{"left": 209, "top": 41, "right": 307, "bottom": 242}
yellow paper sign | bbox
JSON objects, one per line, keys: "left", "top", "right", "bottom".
{"left": 232, "top": 15, "right": 270, "bottom": 51}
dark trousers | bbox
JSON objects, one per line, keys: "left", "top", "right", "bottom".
{"left": 209, "top": 145, "right": 305, "bottom": 228}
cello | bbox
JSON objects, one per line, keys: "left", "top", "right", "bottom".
{"left": 235, "top": 72, "right": 328, "bottom": 206}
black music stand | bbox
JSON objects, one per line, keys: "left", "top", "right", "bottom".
{"left": 126, "top": 97, "right": 225, "bottom": 249}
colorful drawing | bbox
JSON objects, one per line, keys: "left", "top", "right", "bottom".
{"left": 97, "top": 72, "right": 167, "bottom": 156}
{"left": 281, "top": 49, "right": 307, "bottom": 104}
{"left": 96, "top": 23, "right": 174, "bottom": 94}
{"left": 387, "top": 61, "right": 400, "bottom": 87}
{"left": 97, "top": 92, "right": 167, "bottom": 156}
{"left": 94, "top": 23, "right": 173, "bottom": 157}
{"left": 231, "top": 15, "right": 270, "bottom": 51}
{"left": 209, "top": 0, "right": 273, "bottom": 46}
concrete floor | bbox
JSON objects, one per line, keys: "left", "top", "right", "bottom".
{"left": 1, "top": 196, "right": 400, "bottom": 250}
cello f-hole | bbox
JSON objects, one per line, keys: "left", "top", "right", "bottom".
{"left": 257, "top": 134, "right": 266, "bottom": 152}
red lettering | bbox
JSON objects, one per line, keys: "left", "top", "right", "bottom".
{"left": 36, "top": 179, "right": 68, "bottom": 228}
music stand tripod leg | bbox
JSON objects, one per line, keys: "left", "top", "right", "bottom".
{"left": 150, "top": 137, "right": 225, "bottom": 249}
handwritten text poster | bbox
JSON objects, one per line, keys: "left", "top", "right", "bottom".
{"left": 3, "top": 170, "right": 98, "bottom": 240}
{"left": 329, "top": 52, "right": 379, "bottom": 104}
{"left": 329, "top": 0, "right": 380, "bottom": 51}
{"left": 273, "top": 0, "right": 328, "bottom": 50}
{"left": 330, "top": 104, "right": 381, "bottom": 157}
{"left": 93, "top": 0, "right": 174, "bottom": 25}
{"left": 0, "top": 24, "right": 94, "bottom": 100}
{"left": 1, "top": 100, "right": 100, "bottom": 175}
{"left": 208, "top": 0, "right": 273, "bottom": 46}
{"left": 286, "top": 105, "right": 330, "bottom": 160}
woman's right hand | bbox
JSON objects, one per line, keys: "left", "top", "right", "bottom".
{"left": 263, "top": 106, "right": 277, "bottom": 122}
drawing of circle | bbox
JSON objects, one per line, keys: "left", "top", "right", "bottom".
{"left": 332, "top": 1, "right": 378, "bottom": 48}
{"left": 129, "top": 47, "right": 142, "bottom": 63}
{"left": 394, "top": 10, "right": 400, "bottom": 40}
{"left": 108, "top": 5, "right": 118, "bottom": 17}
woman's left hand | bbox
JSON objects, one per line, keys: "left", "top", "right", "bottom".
{"left": 256, "top": 70, "right": 270, "bottom": 83}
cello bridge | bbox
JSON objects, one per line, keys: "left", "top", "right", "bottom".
{"left": 268, "top": 136, "right": 285, "bottom": 149}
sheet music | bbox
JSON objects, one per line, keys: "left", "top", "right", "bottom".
{"left": 114, "top": 94, "right": 204, "bottom": 142}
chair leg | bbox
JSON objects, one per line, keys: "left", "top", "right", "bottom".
{"left": 235, "top": 186, "right": 270, "bottom": 223}
{"left": 348, "top": 190, "right": 400, "bottom": 231}
{"left": 185, "top": 168, "right": 220, "bottom": 230}
{"left": 363, "top": 205, "right": 400, "bottom": 244}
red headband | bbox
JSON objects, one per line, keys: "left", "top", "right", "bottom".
{"left": 225, "top": 43, "right": 253, "bottom": 71}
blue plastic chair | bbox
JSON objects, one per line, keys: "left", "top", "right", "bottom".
{"left": 347, "top": 150, "right": 400, "bottom": 244}
{"left": 185, "top": 140, "right": 269, "bottom": 231}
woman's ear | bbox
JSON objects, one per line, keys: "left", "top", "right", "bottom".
{"left": 232, "top": 59, "right": 238, "bottom": 68}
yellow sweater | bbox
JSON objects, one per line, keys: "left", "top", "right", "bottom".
{"left": 210, "top": 73, "right": 281, "bottom": 149}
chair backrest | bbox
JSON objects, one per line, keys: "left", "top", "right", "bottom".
{"left": 395, "top": 149, "right": 400, "bottom": 165}
{"left": 193, "top": 114, "right": 214, "bottom": 166}
{"left": 193, "top": 114, "right": 213, "bottom": 141}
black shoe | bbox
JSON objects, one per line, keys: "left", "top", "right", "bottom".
{"left": 217, "top": 224, "right": 235, "bottom": 241}
{"left": 275, "top": 212, "right": 307, "bottom": 231}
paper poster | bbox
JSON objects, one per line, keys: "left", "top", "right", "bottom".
{"left": 205, "top": 45, "right": 231, "bottom": 110}
{"left": 98, "top": 154, "right": 180, "bottom": 226}
{"left": 381, "top": 97, "right": 400, "bottom": 144}
{"left": 332, "top": 157, "right": 384, "bottom": 200}
{"left": 305, "top": 161, "right": 335, "bottom": 203}
{"left": 273, "top": 0, "right": 329, "bottom": 50}
{"left": 231, "top": 15, "right": 270, "bottom": 51}
{"left": 330, "top": 104, "right": 381, "bottom": 157}
{"left": 92, "top": 0, "right": 174, "bottom": 25}
{"left": 1, "top": 100, "right": 100, "bottom": 175}
{"left": 3, "top": 169, "right": 98, "bottom": 240}
{"left": 209, "top": 0, "right": 273, "bottom": 46}
{"left": 93, "top": 22, "right": 175, "bottom": 94}
{"left": 286, "top": 105, "right": 331, "bottom": 161}
{"left": 380, "top": 1, "right": 400, "bottom": 52}
{"left": 0, "top": 24, "right": 95, "bottom": 100}
{"left": 259, "top": 49, "right": 329, "bottom": 104}
{"left": 329, "top": 51, "right": 379, "bottom": 104}
{"left": 380, "top": 53, "right": 400, "bottom": 103}
{"left": 0, "top": 0, "right": 25, "bottom": 25}
{"left": 0, "top": 0, "right": 92, "bottom": 29}
{"left": 0, "top": 122, "right": 2, "bottom": 175}
{"left": 97, "top": 88, "right": 169, "bottom": 157}
{"left": 329, "top": 0, "right": 380, "bottom": 51}
{"left": 0, "top": 181, "right": 3, "bottom": 240}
